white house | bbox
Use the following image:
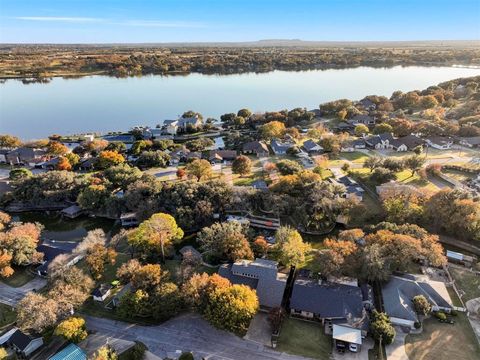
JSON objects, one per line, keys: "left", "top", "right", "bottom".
{"left": 93, "top": 284, "right": 113, "bottom": 302}
{"left": 6, "top": 329, "right": 44, "bottom": 357}
{"left": 164, "top": 116, "right": 203, "bottom": 135}
{"left": 425, "top": 136, "right": 453, "bottom": 150}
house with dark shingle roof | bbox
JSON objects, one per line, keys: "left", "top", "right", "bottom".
{"left": 358, "top": 98, "right": 376, "bottom": 111}
{"left": 218, "top": 258, "right": 287, "bottom": 309}
{"left": 382, "top": 274, "right": 453, "bottom": 328}
{"left": 459, "top": 136, "right": 480, "bottom": 148}
{"left": 302, "top": 139, "right": 323, "bottom": 154}
{"left": 425, "top": 136, "right": 454, "bottom": 150}
{"left": 349, "top": 114, "right": 376, "bottom": 126}
{"left": 92, "top": 283, "right": 113, "bottom": 302}
{"left": 364, "top": 133, "right": 394, "bottom": 149}
{"left": 289, "top": 278, "right": 372, "bottom": 329}
{"left": 242, "top": 141, "right": 269, "bottom": 157}
{"left": 390, "top": 134, "right": 424, "bottom": 152}
{"left": 7, "top": 329, "right": 43, "bottom": 357}
{"left": 270, "top": 139, "right": 294, "bottom": 155}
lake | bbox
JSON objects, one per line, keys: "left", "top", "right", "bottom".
{"left": 1, "top": 66, "right": 479, "bottom": 139}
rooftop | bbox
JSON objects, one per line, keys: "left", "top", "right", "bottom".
{"left": 49, "top": 343, "right": 87, "bottom": 360}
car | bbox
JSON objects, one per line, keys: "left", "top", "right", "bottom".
{"left": 349, "top": 344, "right": 358, "bottom": 353}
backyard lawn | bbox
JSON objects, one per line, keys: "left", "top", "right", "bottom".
{"left": 339, "top": 151, "right": 370, "bottom": 163}
{"left": 449, "top": 267, "right": 480, "bottom": 302}
{"left": 405, "top": 313, "right": 480, "bottom": 360}
{"left": 276, "top": 318, "right": 332, "bottom": 359}
{"left": 0, "top": 267, "right": 34, "bottom": 287}
{"left": 0, "top": 303, "right": 16, "bottom": 328}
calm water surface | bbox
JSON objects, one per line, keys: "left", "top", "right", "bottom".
{"left": 1, "top": 66, "right": 479, "bottom": 139}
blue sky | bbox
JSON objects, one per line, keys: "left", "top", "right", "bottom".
{"left": 1, "top": 0, "right": 479, "bottom": 43}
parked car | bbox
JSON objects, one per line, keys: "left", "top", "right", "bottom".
{"left": 349, "top": 344, "right": 358, "bottom": 353}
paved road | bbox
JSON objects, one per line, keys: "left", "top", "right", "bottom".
{"left": 0, "top": 277, "right": 47, "bottom": 306}
{"left": 85, "top": 313, "right": 313, "bottom": 360}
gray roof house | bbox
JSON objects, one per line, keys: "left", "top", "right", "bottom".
{"left": 242, "top": 141, "right": 269, "bottom": 157}
{"left": 270, "top": 139, "right": 294, "bottom": 155}
{"left": 302, "top": 139, "right": 323, "bottom": 153}
{"left": 218, "top": 258, "right": 287, "bottom": 308}
{"left": 425, "top": 136, "right": 454, "bottom": 150}
{"left": 382, "top": 274, "right": 453, "bottom": 328}
{"left": 290, "top": 278, "right": 371, "bottom": 329}
{"left": 349, "top": 114, "right": 376, "bottom": 126}
{"left": 7, "top": 329, "right": 44, "bottom": 357}
{"left": 390, "top": 134, "right": 424, "bottom": 151}
{"left": 459, "top": 136, "right": 480, "bottom": 148}
{"left": 5, "top": 147, "right": 46, "bottom": 165}
{"left": 364, "top": 133, "right": 394, "bottom": 149}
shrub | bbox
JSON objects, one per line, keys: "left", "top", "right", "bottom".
{"left": 414, "top": 321, "right": 421, "bottom": 329}
{"left": 435, "top": 311, "right": 447, "bottom": 321}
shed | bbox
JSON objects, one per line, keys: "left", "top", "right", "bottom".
{"left": 61, "top": 205, "right": 83, "bottom": 219}
{"left": 332, "top": 324, "right": 362, "bottom": 345}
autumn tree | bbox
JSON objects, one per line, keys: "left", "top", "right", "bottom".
{"left": 96, "top": 150, "right": 125, "bottom": 169}
{"left": 373, "top": 123, "right": 394, "bottom": 135}
{"left": 128, "top": 213, "right": 184, "bottom": 262}
{"left": 197, "top": 221, "right": 253, "bottom": 262}
{"left": 259, "top": 121, "right": 286, "bottom": 140}
{"left": 185, "top": 159, "right": 212, "bottom": 181}
{"left": 404, "top": 155, "right": 425, "bottom": 176}
{"left": 0, "top": 250, "right": 13, "bottom": 278}
{"left": 413, "top": 295, "right": 432, "bottom": 316}
{"left": 46, "top": 141, "right": 68, "bottom": 156}
{"left": 252, "top": 236, "right": 269, "bottom": 258}
{"left": 56, "top": 156, "right": 72, "bottom": 171}
{"left": 54, "top": 316, "right": 88, "bottom": 343}
{"left": 176, "top": 168, "right": 186, "bottom": 179}
{"left": 273, "top": 226, "right": 311, "bottom": 267}
{"left": 0, "top": 222, "right": 43, "bottom": 266}
{"left": 92, "top": 345, "right": 118, "bottom": 360}
{"left": 354, "top": 124, "right": 369, "bottom": 137}
{"left": 232, "top": 155, "right": 252, "bottom": 176}
{"left": 0, "top": 134, "right": 21, "bottom": 148}
{"left": 85, "top": 244, "right": 117, "bottom": 279}
{"left": 17, "top": 292, "right": 58, "bottom": 333}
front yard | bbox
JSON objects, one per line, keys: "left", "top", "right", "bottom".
{"left": 450, "top": 266, "right": 480, "bottom": 302}
{"left": 0, "top": 303, "right": 16, "bottom": 328}
{"left": 276, "top": 318, "right": 332, "bottom": 359}
{"left": 405, "top": 313, "right": 480, "bottom": 360}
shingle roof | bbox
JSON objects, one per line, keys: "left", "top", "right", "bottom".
{"left": 270, "top": 139, "right": 294, "bottom": 153}
{"left": 92, "top": 284, "right": 112, "bottom": 298}
{"left": 382, "top": 275, "right": 453, "bottom": 323}
{"left": 303, "top": 139, "right": 322, "bottom": 152}
{"left": 290, "top": 279, "right": 365, "bottom": 319}
{"left": 9, "top": 330, "right": 35, "bottom": 350}
{"left": 242, "top": 141, "right": 269, "bottom": 153}
{"left": 49, "top": 344, "right": 87, "bottom": 360}
{"left": 219, "top": 259, "right": 286, "bottom": 308}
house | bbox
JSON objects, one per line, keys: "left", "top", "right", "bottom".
{"left": 425, "top": 136, "right": 454, "bottom": 150}
{"left": 459, "top": 136, "right": 480, "bottom": 148}
{"left": 270, "top": 139, "right": 294, "bottom": 155}
{"left": 78, "top": 157, "right": 96, "bottom": 171}
{"left": 49, "top": 343, "right": 87, "bottom": 360}
{"left": 251, "top": 179, "right": 268, "bottom": 191}
{"left": 364, "top": 133, "right": 394, "bottom": 149}
{"left": 179, "top": 246, "right": 203, "bottom": 263}
{"left": 289, "top": 278, "right": 371, "bottom": 333}
{"left": 349, "top": 114, "right": 376, "bottom": 126}
{"left": 206, "top": 150, "right": 237, "bottom": 163}
{"left": 0, "top": 149, "right": 9, "bottom": 163}
{"left": 120, "top": 212, "right": 139, "bottom": 227}
{"left": 36, "top": 156, "right": 61, "bottom": 170}
{"left": 7, "top": 329, "right": 43, "bottom": 357}
{"left": 36, "top": 242, "right": 79, "bottom": 277}
{"left": 92, "top": 283, "right": 113, "bottom": 302}
{"left": 61, "top": 204, "right": 83, "bottom": 219}
{"left": 302, "top": 139, "right": 323, "bottom": 154}
{"left": 390, "top": 135, "right": 424, "bottom": 152}
{"left": 164, "top": 116, "right": 203, "bottom": 135}
{"left": 340, "top": 139, "right": 366, "bottom": 152}
{"left": 5, "top": 147, "right": 46, "bottom": 166}
{"left": 376, "top": 181, "right": 423, "bottom": 199}
{"left": 331, "top": 176, "right": 365, "bottom": 201}
{"left": 218, "top": 258, "right": 287, "bottom": 309}
{"left": 242, "top": 141, "right": 269, "bottom": 157}
{"left": 446, "top": 250, "right": 476, "bottom": 267}
{"left": 382, "top": 274, "right": 453, "bottom": 328}
{"left": 358, "top": 98, "right": 376, "bottom": 111}
{"left": 335, "top": 122, "right": 354, "bottom": 133}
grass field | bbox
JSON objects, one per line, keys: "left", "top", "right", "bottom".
{"left": 0, "top": 267, "right": 34, "bottom": 287}
{"left": 276, "top": 318, "right": 332, "bottom": 359}
{"left": 405, "top": 313, "right": 480, "bottom": 360}
{"left": 339, "top": 151, "right": 370, "bottom": 163}
{"left": 450, "top": 267, "right": 480, "bottom": 302}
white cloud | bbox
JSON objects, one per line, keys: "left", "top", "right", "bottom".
{"left": 14, "top": 16, "right": 104, "bottom": 23}
{"left": 121, "top": 20, "right": 207, "bottom": 28}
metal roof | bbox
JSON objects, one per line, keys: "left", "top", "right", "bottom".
{"left": 49, "top": 344, "right": 87, "bottom": 360}
{"left": 332, "top": 325, "right": 362, "bottom": 345}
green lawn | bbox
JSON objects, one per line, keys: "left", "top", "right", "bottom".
{"left": 276, "top": 318, "right": 332, "bottom": 359}
{"left": 405, "top": 313, "right": 480, "bottom": 360}
{"left": 76, "top": 252, "right": 130, "bottom": 284}
{"left": 0, "top": 267, "right": 34, "bottom": 287}
{"left": 0, "top": 303, "right": 16, "bottom": 328}
{"left": 340, "top": 151, "right": 370, "bottom": 163}
{"left": 450, "top": 267, "right": 480, "bottom": 302}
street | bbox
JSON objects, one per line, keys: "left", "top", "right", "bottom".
{"left": 0, "top": 277, "right": 47, "bottom": 306}
{"left": 84, "top": 313, "right": 313, "bottom": 360}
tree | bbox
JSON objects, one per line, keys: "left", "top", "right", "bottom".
{"left": 131, "top": 263, "right": 165, "bottom": 291}
{"left": 106, "top": 141, "right": 127, "bottom": 153}
{"left": 185, "top": 138, "right": 214, "bottom": 152}
{"left": 370, "top": 167, "right": 396, "bottom": 184}
{"left": 0, "top": 134, "right": 21, "bottom": 148}
{"left": 176, "top": 168, "right": 186, "bottom": 179}
{"left": 259, "top": 121, "right": 286, "bottom": 140}
{"left": 9, "top": 168, "right": 32, "bottom": 181}
{"left": 252, "top": 236, "right": 269, "bottom": 258}
{"left": 186, "top": 159, "right": 212, "bottom": 181}
{"left": 96, "top": 150, "right": 125, "bottom": 169}
{"left": 354, "top": 124, "right": 369, "bottom": 137}
{"left": 337, "top": 109, "right": 347, "bottom": 120}
{"left": 77, "top": 184, "right": 110, "bottom": 211}
{"left": 0, "top": 222, "right": 43, "bottom": 266}
{"left": 85, "top": 244, "right": 117, "bottom": 279}
{"left": 205, "top": 284, "right": 259, "bottom": 335}
{"left": 56, "top": 156, "right": 72, "bottom": 171}
{"left": 237, "top": 108, "right": 252, "bottom": 118}
{"left": 130, "top": 140, "right": 152, "bottom": 156}
{"left": 54, "top": 316, "right": 88, "bottom": 343}
{"left": 179, "top": 352, "right": 194, "bottom": 360}
{"left": 276, "top": 159, "right": 303, "bottom": 175}
{"left": 420, "top": 95, "right": 439, "bottom": 109}
{"left": 0, "top": 347, "right": 8, "bottom": 360}
{"left": 232, "top": 155, "right": 252, "bottom": 176}
{"left": 17, "top": 292, "right": 58, "bottom": 333}
{"left": 92, "top": 345, "right": 118, "bottom": 360}
{"left": 128, "top": 213, "right": 184, "bottom": 262}
{"left": 197, "top": 221, "right": 253, "bottom": 262}
{"left": 137, "top": 150, "right": 170, "bottom": 168}
{"left": 0, "top": 250, "right": 13, "bottom": 278}
{"left": 103, "top": 163, "right": 142, "bottom": 190}
{"left": 371, "top": 311, "right": 395, "bottom": 345}
{"left": 273, "top": 227, "right": 311, "bottom": 267}
{"left": 46, "top": 141, "right": 68, "bottom": 156}
{"left": 373, "top": 123, "right": 394, "bottom": 135}
{"left": 413, "top": 295, "right": 432, "bottom": 316}
{"left": 404, "top": 155, "right": 425, "bottom": 176}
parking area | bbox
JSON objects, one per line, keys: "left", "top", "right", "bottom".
{"left": 244, "top": 312, "right": 273, "bottom": 347}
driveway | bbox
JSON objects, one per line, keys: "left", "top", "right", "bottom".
{"left": 0, "top": 277, "right": 47, "bottom": 306}
{"left": 84, "top": 313, "right": 314, "bottom": 360}
{"left": 244, "top": 312, "right": 273, "bottom": 347}
{"left": 331, "top": 337, "right": 373, "bottom": 360}
{"left": 385, "top": 327, "right": 408, "bottom": 360}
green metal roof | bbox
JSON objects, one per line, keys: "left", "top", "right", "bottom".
{"left": 49, "top": 343, "right": 87, "bottom": 360}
